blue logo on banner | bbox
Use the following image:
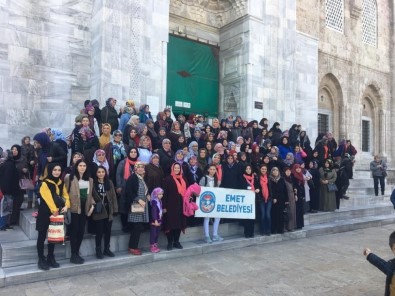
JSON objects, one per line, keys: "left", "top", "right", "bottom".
{"left": 200, "top": 191, "right": 216, "bottom": 213}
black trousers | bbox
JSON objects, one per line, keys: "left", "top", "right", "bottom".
{"left": 70, "top": 212, "right": 86, "bottom": 254}
{"left": 37, "top": 229, "right": 55, "bottom": 259}
{"left": 373, "top": 176, "right": 385, "bottom": 196}
{"left": 128, "top": 222, "right": 144, "bottom": 249}
{"left": 166, "top": 229, "right": 181, "bottom": 244}
{"left": 10, "top": 192, "right": 24, "bottom": 225}
{"left": 95, "top": 218, "right": 112, "bottom": 248}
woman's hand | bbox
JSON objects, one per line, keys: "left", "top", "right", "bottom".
{"left": 273, "top": 199, "right": 277, "bottom": 204}
{"left": 255, "top": 189, "right": 260, "bottom": 193}
{"left": 53, "top": 210, "right": 59, "bottom": 217}
{"left": 60, "top": 206, "right": 68, "bottom": 214}
{"left": 146, "top": 194, "right": 151, "bottom": 201}
{"left": 138, "top": 200, "right": 146, "bottom": 207}
{"left": 116, "top": 188, "right": 122, "bottom": 194}
{"left": 163, "top": 208, "right": 167, "bottom": 214}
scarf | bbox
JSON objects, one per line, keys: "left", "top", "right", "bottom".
{"left": 189, "top": 164, "right": 198, "bottom": 183}
{"left": 112, "top": 141, "right": 126, "bottom": 163}
{"left": 216, "top": 164, "right": 222, "bottom": 182}
{"left": 99, "top": 134, "right": 111, "bottom": 149}
{"left": 171, "top": 172, "right": 187, "bottom": 196}
{"left": 292, "top": 165, "right": 304, "bottom": 185}
{"left": 124, "top": 158, "right": 137, "bottom": 180}
{"left": 243, "top": 174, "right": 255, "bottom": 191}
{"left": 260, "top": 174, "right": 269, "bottom": 202}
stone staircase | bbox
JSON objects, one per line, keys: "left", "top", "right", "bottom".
{"left": 0, "top": 169, "right": 394, "bottom": 288}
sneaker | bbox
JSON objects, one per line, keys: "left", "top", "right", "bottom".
{"left": 128, "top": 248, "right": 142, "bottom": 255}
{"left": 150, "top": 244, "right": 160, "bottom": 253}
{"left": 212, "top": 235, "right": 224, "bottom": 242}
{"left": 173, "top": 242, "right": 183, "bottom": 249}
{"left": 204, "top": 236, "right": 212, "bottom": 243}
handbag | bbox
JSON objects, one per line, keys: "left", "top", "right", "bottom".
{"left": 382, "top": 170, "right": 388, "bottom": 177}
{"left": 19, "top": 177, "right": 34, "bottom": 190}
{"left": 94, "top": 200, "right": 104, "bottom": 214}
{"left": 131, "top": 202, "right": 145, "bottom": 214}
{"left": 327, "top": 183, "right": 338, "bottom": 192}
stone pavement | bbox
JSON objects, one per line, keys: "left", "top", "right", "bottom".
{"left": 0, "top": 224, "right": 393, "bottom": 296}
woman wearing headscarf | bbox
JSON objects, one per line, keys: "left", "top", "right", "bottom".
{"left": 100, "top": 97, "right": 119, "bottom": 133}
{"left": 91, "top": 149, "right": 110, "bottom": 175}
{"left": 278, "top": 136, "right": 293, "bottom": 160}
{"left": 154, "top": 112, "right": 169, "bottom": 133}
{"left": 138, "top": 104, "right": 152, "bottom": 123}
{"left": 197, "top": 148, "right": 208, "bottom": 172}
{"left": 21, "top": 136, "right": 36, "bottom": 208}
{"left": 162, "top": 163, "right": 189, "bottom": 250}
{"left": 292, "top": 164, "right": 306, "bottom": 229}
{"left": 269, "top": 167, "right": 288, "bottom": 234}
{"left": 319, "top": 159, "right": 337, "bottom": 212}
{"left": 187, "top": 155, "right": 203, "bottom": 185}
{"left": 9, "top": 144, "right": 28, "bottom": 224}
{"left": 269, "top": 122, "right": 282, "bottom": 147}
{"left": 125, "top": 161, "right": 150, "bottom": 255}
{"left": 104, "top": 130, "right": 129, "bottom": 183}
{"left": 84, "top": 104, "right": 100, "bottom": 135}
{"left": 123, "top": 115, "right": 140, "bottom": 145}
{"left": 50, "top": 129, "right": 68, "bottom": 169}
{"left": 138, "top": 135, "right": 153, "bottom": 164}
{"left": 99, "top": 123, "right": 112, "bottom": 149}
{"left": 240, "top": 164, "right": 259, "bottom": 238}
{"left": 283, "top": 152, "right": 295, "bottom": 168}
{"left": 77, "top": 126, "right": 99, "bottom": 166}
{"left": 144, "top": 154, "right": 164, "bottom": 194}
{"left": 116, "top": 147, "right": 139, "bottom": 232}
{"left": 145, "top": 119, "right": 159, "bottom": 150}
{"left": 36, "top": 163, "right": 70, "bottom": 270}
{"left": 283, "top": 167, "right": 296, "bottom": 231}
{"left": 172, "top": 149, "right": 191, "bottom": 182}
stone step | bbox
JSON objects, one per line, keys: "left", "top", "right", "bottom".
{"left": 2, "top": 213, "right": 395, "bottom": 288}
{"left": 3, "top": 201, "right": 393, "bottom": 269}
{"left": 352, "top": 170, "right": 371, "bottom": 179}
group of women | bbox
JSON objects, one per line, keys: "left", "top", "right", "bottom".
{"left": 0, "top": 101, "right": 346, "bottom": 271}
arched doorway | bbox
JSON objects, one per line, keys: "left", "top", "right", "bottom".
{"left": 318, "top": 73, "right": 344, "bottom": 139}
{"left": 361, "top": 84, "right": 384, "bottom": 156}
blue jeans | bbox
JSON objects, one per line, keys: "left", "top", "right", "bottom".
{"left": 259, "top": 199, "right": 272, "bottom": 235}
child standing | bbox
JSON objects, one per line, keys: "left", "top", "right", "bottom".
{"left": 364, "top": 231, "right": 395, "bottom": 296}
{"left": 150, "top": 187, "right": 163, "bottom": 253}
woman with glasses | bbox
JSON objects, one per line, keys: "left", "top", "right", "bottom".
{"left": 104, "top": 130, "right": 129, "bottom": 183}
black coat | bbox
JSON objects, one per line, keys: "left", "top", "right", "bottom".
{"left": 0, "top": 159, "right": 22, "bottom": 195}
{"left": 157, "top": 148, "right": 174, "bottom": 175}
{"left": 101, "top": 106, "right": 119, "bottom": 132}
{"left": 221, "top": 163, "right": 242, "bottom": 189}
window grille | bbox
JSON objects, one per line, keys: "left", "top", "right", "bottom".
{"left": 325, "top": 0, "right": 344, "bottom": 33}
{"left": 362, "top": 120, "right": 371, "bottom": 152}
{"left": 362, "top": 0, "right": 377, "bottom": 46}
{"left": 318, "top": 113, "right": 329, "bottom": 135}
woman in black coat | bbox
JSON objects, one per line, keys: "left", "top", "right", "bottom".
{"left": 291, "top": 164, "right": 306, "bottom": 229}
{"left": 162, "top": 163, "right": 188, "bottom": 250}
{"left": 268, "top": 167, "right": 288, "bottom": 234}
{"left": 240, "top": 164, "right": 259, "bottom": 238}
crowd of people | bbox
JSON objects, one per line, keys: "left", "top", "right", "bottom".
{"left": 0, "top": 97, "right": 361, "bottom": 271}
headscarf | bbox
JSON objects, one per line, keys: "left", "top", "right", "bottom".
{"left": 150, "top": 153, "right": 160, "bottom": 167}
{"left": 212, "top": 153, "right": 222, "bottom": 182}
{"left": 291, "top": 163, "right": 304, "bottom": 185}
{"left": 124, "top": 147, "right": 139, "bottom": 180}
{"left": 99, "top": 123, "right": 112, "bottom": 149}
{"left": 172, "top": 149, "right": 183, "bottom": 165}
{"left": 170, "top": 163, "right": 187, "bottom": 196}
{"left": 188, "top": 141, "right": 199, "bottom": 158}
{"left": 79, "top": 126, "right": 95, "bottom": 139}
{"left": 10, "top": 144, "right": 22, "bottom": 160}
{"left": 45, "top": 162, "right": 62, "bottom": 184}
{"left": 269, "top": 167, "right": 281, "bottom": 182}
{"left": 197, "top": 148, "right": 208, "bottom": 171}
{"left": 93, "top": 149, "right": 110, "bottom": 174}
{"left": 150, "top": 187, "right": 163, "bottom": 218}
{"left": 51, "top": 128, "right": 67, "bottom": 143}
{"left": 243, "top": 167, "right": 255, "bottom": 191}
{"left": 33, "top": 132, "right": 51, "bottom": 176}
{"left": 283, "top": 152, "right": 294, "bottom": 167}
{"left": 267, "top": 146, "right": 279, "bottom": 159}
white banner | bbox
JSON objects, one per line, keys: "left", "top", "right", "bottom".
{"left": 195, "top": 187, "right": 255, "bottom": 219}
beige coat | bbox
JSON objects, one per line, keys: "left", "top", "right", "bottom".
{"left": 64, "top": 174, "right": 93, "bottom": 214}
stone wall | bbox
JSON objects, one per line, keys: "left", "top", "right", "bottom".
{"left": 0, "top": 0, "right": 93, "bottom": 148}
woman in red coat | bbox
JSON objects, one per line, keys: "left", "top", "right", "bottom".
{"left": 162, "top": 163, "right": 188, "bottom": 251}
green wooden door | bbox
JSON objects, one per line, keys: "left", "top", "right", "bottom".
{"left": 167, "top": 35, "right": 219, "bottom": 117}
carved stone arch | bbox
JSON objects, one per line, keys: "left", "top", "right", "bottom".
{"left": 361, "top": 83, "right": 385, "bottom": 155}
{"left": 318, "top": 73, "right": 344, "bottom": 139}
